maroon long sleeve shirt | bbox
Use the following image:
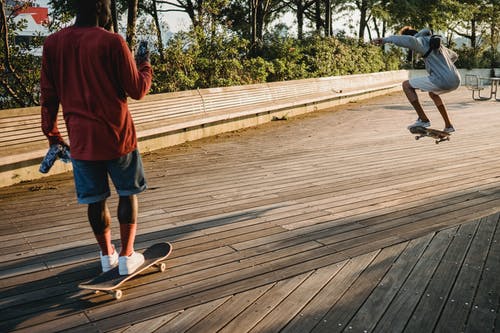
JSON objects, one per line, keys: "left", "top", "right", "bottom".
{"left": 40, "top": 26, "right": 152, "bottom": 160}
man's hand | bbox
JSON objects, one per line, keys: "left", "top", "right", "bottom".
{"left": 135, "top": 41, "right": 150, "bottom": 65}
{"left": 371, "top": 38, "right": 384, "bottom": 46}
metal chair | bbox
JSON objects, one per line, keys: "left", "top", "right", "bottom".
{"left": 464, "top": 74, "right": 490, "bottom": 100}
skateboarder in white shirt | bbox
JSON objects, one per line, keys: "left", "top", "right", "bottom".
{"left": 372, "top": 27, "right": 461, "bottom": 133}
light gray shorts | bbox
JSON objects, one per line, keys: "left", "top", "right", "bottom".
{"left": 409, "top": 76, "right": 454, "bottom": 95}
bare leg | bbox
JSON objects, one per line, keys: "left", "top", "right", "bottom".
{"left": 429, "top": 92, "right": 453, "bottom": 128}
{"left": 88, "top": 200, "right": 114, "bottom": 255}
{"left": 117, "top": 195, "right": 138, "bottom": 257}
{"left": 403, "top": 80, "right": 430, "bottom": 122}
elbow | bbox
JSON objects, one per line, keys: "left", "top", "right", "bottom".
{"left": 128, "top": 87, "right": 149, "bottom": 100}
{"left": 128, "top": 72, "right": 153, "bottom": 100}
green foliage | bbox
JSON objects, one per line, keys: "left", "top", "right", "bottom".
{"left": 4, "top": 0, "right": 494, "bottom": 109}
{"left": 455, "top": 46, "right": 500, "bottom": 69}
{"left": 193, "top": 27, "right": 249, "bottom": 88}
{"left": 1, "top": 16, "right": 43, "bottom": 108}
{"left": 149, "top": 31, "right": 199, "bottom": 93}
{"left": 262, "top": 37, "right": 309, "bottom": 81}
{"left": 149, "top": 30, "right": 400, "bottom": 93}
{"left": 240, "top": 57, "right": 273, "bottom": 84}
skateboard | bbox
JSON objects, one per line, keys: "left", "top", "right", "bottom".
{"left": 79, "top": 242, "right": 172, "bottom": 299}
{"left": 409, "top": 126, "right": 451, "bottom": 144}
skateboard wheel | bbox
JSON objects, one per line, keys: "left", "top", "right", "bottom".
{"left": 113, "top": 290, "right": 123, "bottom": 300}
{"left": 159, "top": 263, "right": 166, "bottom": 272}
{"left": 415, "top": 136, "right": 419, "bottom": 140}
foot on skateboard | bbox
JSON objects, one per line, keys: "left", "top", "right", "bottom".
{"left": 79, "top": 242, "right": 173, "bottom": 300}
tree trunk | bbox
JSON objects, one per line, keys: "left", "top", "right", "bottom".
{"left": 0, "top": 1, "right": 36, "bottom": 106}
{"left": 297, "top": 0, "right": 304, "bottom": 40}
{"left": 152, "top": 0, "right": 165, "bottom": 61}
{"left": 1, "top": 0, "right": 11, "bottom": 71}
{"left": 250, "top": 0, "right": 257, "bottom": 48}
{"left": 315, "top": 0, "right": 321, "bottom": 32}
{"left": 195, "top": 0, "right": 204, "bottom": 28}
{"left": 325, "top": 0, "right": 331, "bottom": 36}
{"left": 490, "top": 7, "right": 498, "bottom": 68}
{"left": 471, "top": 18, "right": 477, "bottom": 49}
{"left": 357, "top": 0, "right": 368, "bottom": 39}
{"left": 256, "top": 0, "right": 265, "bottom": 42}
{"left": 110, "top": 0, "right": 118, "bottom": 32}
{"left": 126, "top": 0, "right": 139, "bottom": 49}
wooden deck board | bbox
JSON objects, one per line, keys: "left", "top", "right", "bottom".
{"left": 1, "top": 88, "right": 499, "bottom": 332}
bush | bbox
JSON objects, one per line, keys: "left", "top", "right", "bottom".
{"left": 1, "top": 27, "right": 434, "bottom": 109}
{"left": 454, "top": 47, "right": 490, "bottom": 69}
{"left": 453, "top": 46, "right": 499, "bottom": 69}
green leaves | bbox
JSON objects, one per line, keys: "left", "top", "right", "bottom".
{"left": 151, "top": 31, "right": 398, "bottom": 93}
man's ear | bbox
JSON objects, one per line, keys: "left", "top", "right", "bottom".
{"left": 95, "top": 1, "right": 103, "bottom": 15}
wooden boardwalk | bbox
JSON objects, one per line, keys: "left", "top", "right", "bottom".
{"left": 0, "top": 87, "right": 499, "bottom": 332}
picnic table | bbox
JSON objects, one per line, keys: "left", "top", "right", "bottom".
{"left": 465, "top": 74, "right": 500, "bottom": 101}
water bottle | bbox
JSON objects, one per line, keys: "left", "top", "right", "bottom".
{"left": 39, "top": 144, "right": 71, "bottom": 173}
{"left": 135, "top": 40, "right": 149, "bottom": 64}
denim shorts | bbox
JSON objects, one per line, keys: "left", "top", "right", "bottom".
{"left": 71, "top": 149, "right": 147, "bottom": 204}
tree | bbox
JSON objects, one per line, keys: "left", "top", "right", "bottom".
{"left": 126, "top": 0, "right": 138, "bottom": 47}
{"left": 221, "top": 0, "right": 285, "bottom": 51}
{"left": 284, "top": 0, "right": 315, "bottom": 39}
{"left": 139, "top": 0, "right": 165, "bottom": 61}
{"left": 155, "top": 0, "right": 227, "bottom": 28}
{"left": 1, "top": 0, "right": 39, "bottom": 107}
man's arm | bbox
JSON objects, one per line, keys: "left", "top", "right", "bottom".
{"left": 40, "top": 40, "right": 64, "bottom": 146}
{"left": 114, "top": 37, "right": 153, "bottom": 100}
{"left": 382, "top": 35, "right": 423, "bottom": 52}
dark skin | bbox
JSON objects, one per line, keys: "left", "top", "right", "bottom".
{"left": 74, "top": 0, "right": 112, "bottom": 29}
{"left": 76, "top": 0, "right": 138, "bottom": 257}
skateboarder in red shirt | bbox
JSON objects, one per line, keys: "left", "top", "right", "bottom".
{"left": 40, "top": 0, "right": 152, "bottom": 275}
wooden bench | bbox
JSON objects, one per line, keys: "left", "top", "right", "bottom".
{"left": 0, "top": 70, "right": 407, "bottom": 187}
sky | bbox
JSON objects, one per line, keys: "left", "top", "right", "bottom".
{"left": 34, "top": 0, "right": 196, "bottom": 33}
{"left": 33, "top": 0, "right": 356, "bottom": 36}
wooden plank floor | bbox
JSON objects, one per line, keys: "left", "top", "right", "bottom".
{"left": 0, "top": 87, "right": 499, "bottom": 332}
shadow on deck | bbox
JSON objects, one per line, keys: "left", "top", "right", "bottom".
{"left": 0, "top": 87, "right": 499, "bottom": 332}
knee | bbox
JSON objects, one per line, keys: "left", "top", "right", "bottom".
{"left": 402, "top": 80, "right": 416, "bottom": 95}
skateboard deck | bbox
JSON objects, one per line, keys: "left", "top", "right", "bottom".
{"left": 409, "top": 126, "right": 450, "bottom": 144}
{"left": 79, "top": 242, "right": 172, "bottom": 299}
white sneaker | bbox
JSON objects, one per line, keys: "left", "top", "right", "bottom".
{"left": 119, "top": 251, "right": 145, "bottom": 275}
{"left": 443, "top": 126, "right": 455, "bottom": 133}
{"left": 407, "top": 119, "right": 431, "bottom": 129}
{"left": 100, "top": 245, "right": 118, "bottom": 273}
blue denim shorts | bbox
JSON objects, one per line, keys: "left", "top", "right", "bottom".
{"left": 71, "top": 149, "right": 147, "bottom": 204}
